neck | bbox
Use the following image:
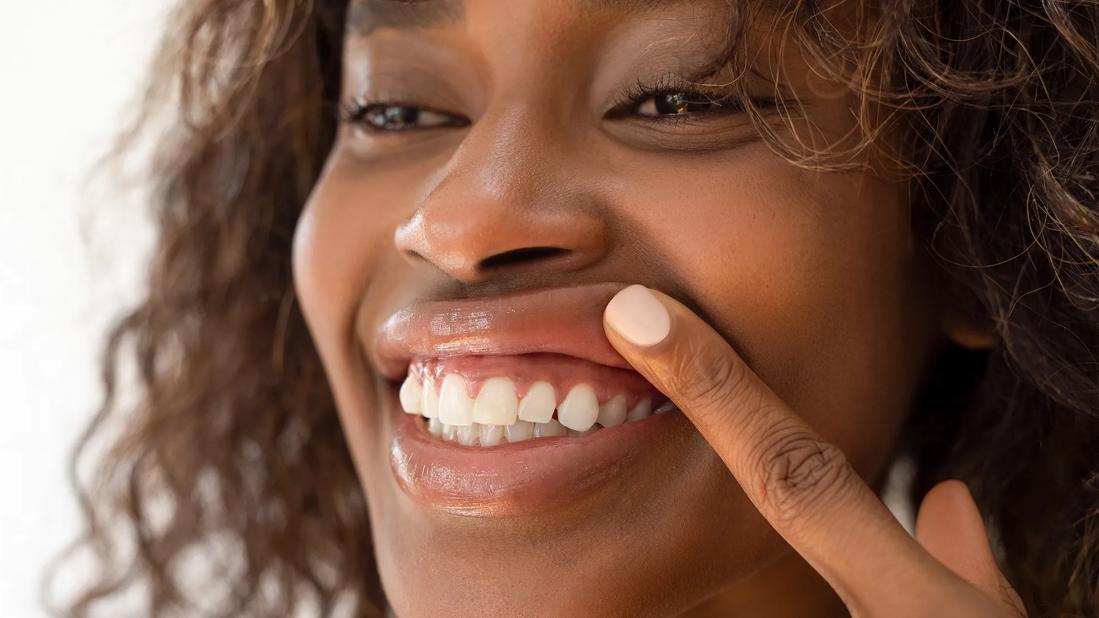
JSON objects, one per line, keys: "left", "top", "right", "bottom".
{"left": 681, "top": 550, "right": 847, "bottom": 618}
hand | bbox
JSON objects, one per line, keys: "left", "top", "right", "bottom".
{"left": 603, "top": 285, "right": 1027, "bottom": 617}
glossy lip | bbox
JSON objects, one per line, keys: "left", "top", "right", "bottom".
{"left": 372, "top": 282, "right": 687, "bottom": 516}
{"left": 371, "top": 282, "right": 632, "bottom": 381}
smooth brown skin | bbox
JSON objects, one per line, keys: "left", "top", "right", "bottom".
{"left": 292, "top": 0, "right": 1001, "bottom": 615}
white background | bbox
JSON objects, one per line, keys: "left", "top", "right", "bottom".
{"left": 0, "top": 2, "right": 167, "bottom": 615}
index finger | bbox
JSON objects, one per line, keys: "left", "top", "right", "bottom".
{"left": 602, "top": 285, "right": 965, "bottom": 611}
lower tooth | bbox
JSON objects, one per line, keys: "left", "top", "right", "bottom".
{"left": 427, "top": 418, "right": 444, "bottom": 436}
{"left": 457, "top": 423, "right": 479, "bottom": 446}
{"left": 533, "top": 419, "right": 568, "bottom": 438}
{"left": 505, "top": 421, "right": 534, "bottom": 442}
{"left": 442, "top": 423, "right": 459, "bottom": 441}
{"left": 480, "top": 424, "right": 504, "bottom": 446}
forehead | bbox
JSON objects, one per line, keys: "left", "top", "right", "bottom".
{"left": 347, "top": 0, "right": 699, "bottom": 34}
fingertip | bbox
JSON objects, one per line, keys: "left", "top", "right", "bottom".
{"left": 917, "top": 480, "right": 1014, "bottom": 602}
{"left": 916, "top": 480, "right": 980, "bottom": 545}
{"left": 604, "top": 284, "right": 671, "bottom": 348}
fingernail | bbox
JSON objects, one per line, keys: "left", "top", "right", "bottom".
{"left": 604, "top": 285, "right": 671, "bottom": 347}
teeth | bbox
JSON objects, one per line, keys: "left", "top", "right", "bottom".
{"left": 626, "top": 398, "right": 652, "bottom": 421}
{"left": 421, "top": 379, "right": 440, "bottom": 419}
{"left": 518, "top": 381, "right": 556, "bottom": 423}
{"left": 473, "top": 377, "right": 519, "bottom": 426}
{"left": 399, "top": 375, "right": 422, "bottom": 414}
{"left": 457, "top": 423, "right": 478, "bottom": 446}
{"left": 408, "top": 370, "right": 665, "bottom": 446}
{"left": 442, "top": 423, "right": 459, "bottom": 441}
{"left": 505, "top": 420, "right": 534, "bottom": 442}
{"left": 533, "top": 419, "right": 568, "bottom": 438}
{"left": 597, "top": 394, "right": 628, "bottom": 428}
{"left": 438, "top": 374, "right": 474, "bottom": 426}
{"left": 427, "top": 417, "right": 444, "bottom": 436}
{"left": 557, "top": 384, "right": 599, "bottom": 431}
{"left": 480, "top": 423, "right": 504, "bottom": 446}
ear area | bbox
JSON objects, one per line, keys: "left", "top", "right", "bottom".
{"left": 921, "top": 257, "right": 999, "bottom": 350}
{"left": 940, "top": 304, "right": 998, "bottom": 350}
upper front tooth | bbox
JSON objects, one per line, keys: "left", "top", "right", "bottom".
{"left": 438, "top": 374, "right": 474, "bottom": 426}
{"left": 473, "top": 377, "right": 519, "bottom": 426}
{"left": 557, "top": 384, "right": 599, "bottom": 432}
{"left": 399, "top": 375, "right": 422, "bottom": 414}
{"left": 518, "top": 381, "right": 556, "bottom": 423}
{"left": 597, "top": 394, "right": 628, "bottom": 427}
{"left": 421, "top": 379, "right": 440, "bottom": 418}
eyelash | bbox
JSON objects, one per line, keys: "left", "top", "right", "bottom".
{"left": 338, "top": 99, "right": 469, "bottom": 132}
{"left": 338, "top": 75, "right": 772, "bottom": 132}
{"left": 606, "top": 74, "right": 755, "bottom": 122}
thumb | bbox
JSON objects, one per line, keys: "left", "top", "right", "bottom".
{"left": 916, "top": 480, "right": 1026, "bottom": 615}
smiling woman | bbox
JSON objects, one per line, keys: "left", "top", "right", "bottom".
{"left": 51, "top": 0, "right": 1099, "bottom": 616}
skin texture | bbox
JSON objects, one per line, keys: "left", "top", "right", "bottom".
{"left": 292, "top": 0, "right": 963, "bottom": 614}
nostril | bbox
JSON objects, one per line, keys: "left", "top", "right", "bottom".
{"left": 479, "top": 246, "right": 570, "bottom": 270}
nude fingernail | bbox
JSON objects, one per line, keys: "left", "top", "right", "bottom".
{"left": 604, "top": 285, "right": 671, "bottom": 347}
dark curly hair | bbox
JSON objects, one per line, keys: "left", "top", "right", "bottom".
{"left": 46, "top": 0, "right": 1099, "bottom": 616}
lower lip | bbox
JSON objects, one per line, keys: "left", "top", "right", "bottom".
{"left": 387, "top": 393, "right": 683, "bottom": 517}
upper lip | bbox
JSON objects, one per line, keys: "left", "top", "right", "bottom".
{"left": 371, "top": 282, "right": 632, "bottom": 381}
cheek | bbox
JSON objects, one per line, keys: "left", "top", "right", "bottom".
{"left": 293, "top": 176, "right": 372, "bottom": 349}
{"left": 291, "top": 162, "right": 405, "bottom": 471}
{"left": 293, "top": 155, "right": 421, "bottom": 349}
{"left": 618, "top": 152, "right": 933, "bottom": 477}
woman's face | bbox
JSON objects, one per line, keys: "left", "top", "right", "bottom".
{"left": 293, "top": 0, "right": 940, "bottom": 614}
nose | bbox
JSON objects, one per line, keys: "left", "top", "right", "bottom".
{"left": 394, "top": 109, "right": 608, "bottom": 284}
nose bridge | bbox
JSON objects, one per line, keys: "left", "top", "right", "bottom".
{"left": 395, "top": 103, "right": 607, "bottom": 283}
{"left": 452, "top": 106, "right": 549, "bottom": 209}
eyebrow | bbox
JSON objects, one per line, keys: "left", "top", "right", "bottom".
{"left": 348, "top": 0, "right": 689, "bottom": 35}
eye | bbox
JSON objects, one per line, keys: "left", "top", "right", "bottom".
{"left": 634, "top": 91, "right": 736, "bottom": 118}
{"left": 341, "top": 101, "right": 468, "bottom": 132}
{"left": 606, "top": 77, "right": 753, "bottom": 123}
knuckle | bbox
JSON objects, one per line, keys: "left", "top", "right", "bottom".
{"left": 666, "top": 336, "right": 754, "bottom": 419}
{"left": 749, "top": 424, "right": 854, "bottom": 529}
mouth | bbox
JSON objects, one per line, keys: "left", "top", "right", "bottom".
{"left": 399, "top": 353, "right": 675, "bottom": 445}
{"left": 371, "top": 283, "right": 688, "bottom": 516}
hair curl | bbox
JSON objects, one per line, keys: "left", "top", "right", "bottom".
{"left": 47, "top": 0, "right": 1099, "bottom": 616}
